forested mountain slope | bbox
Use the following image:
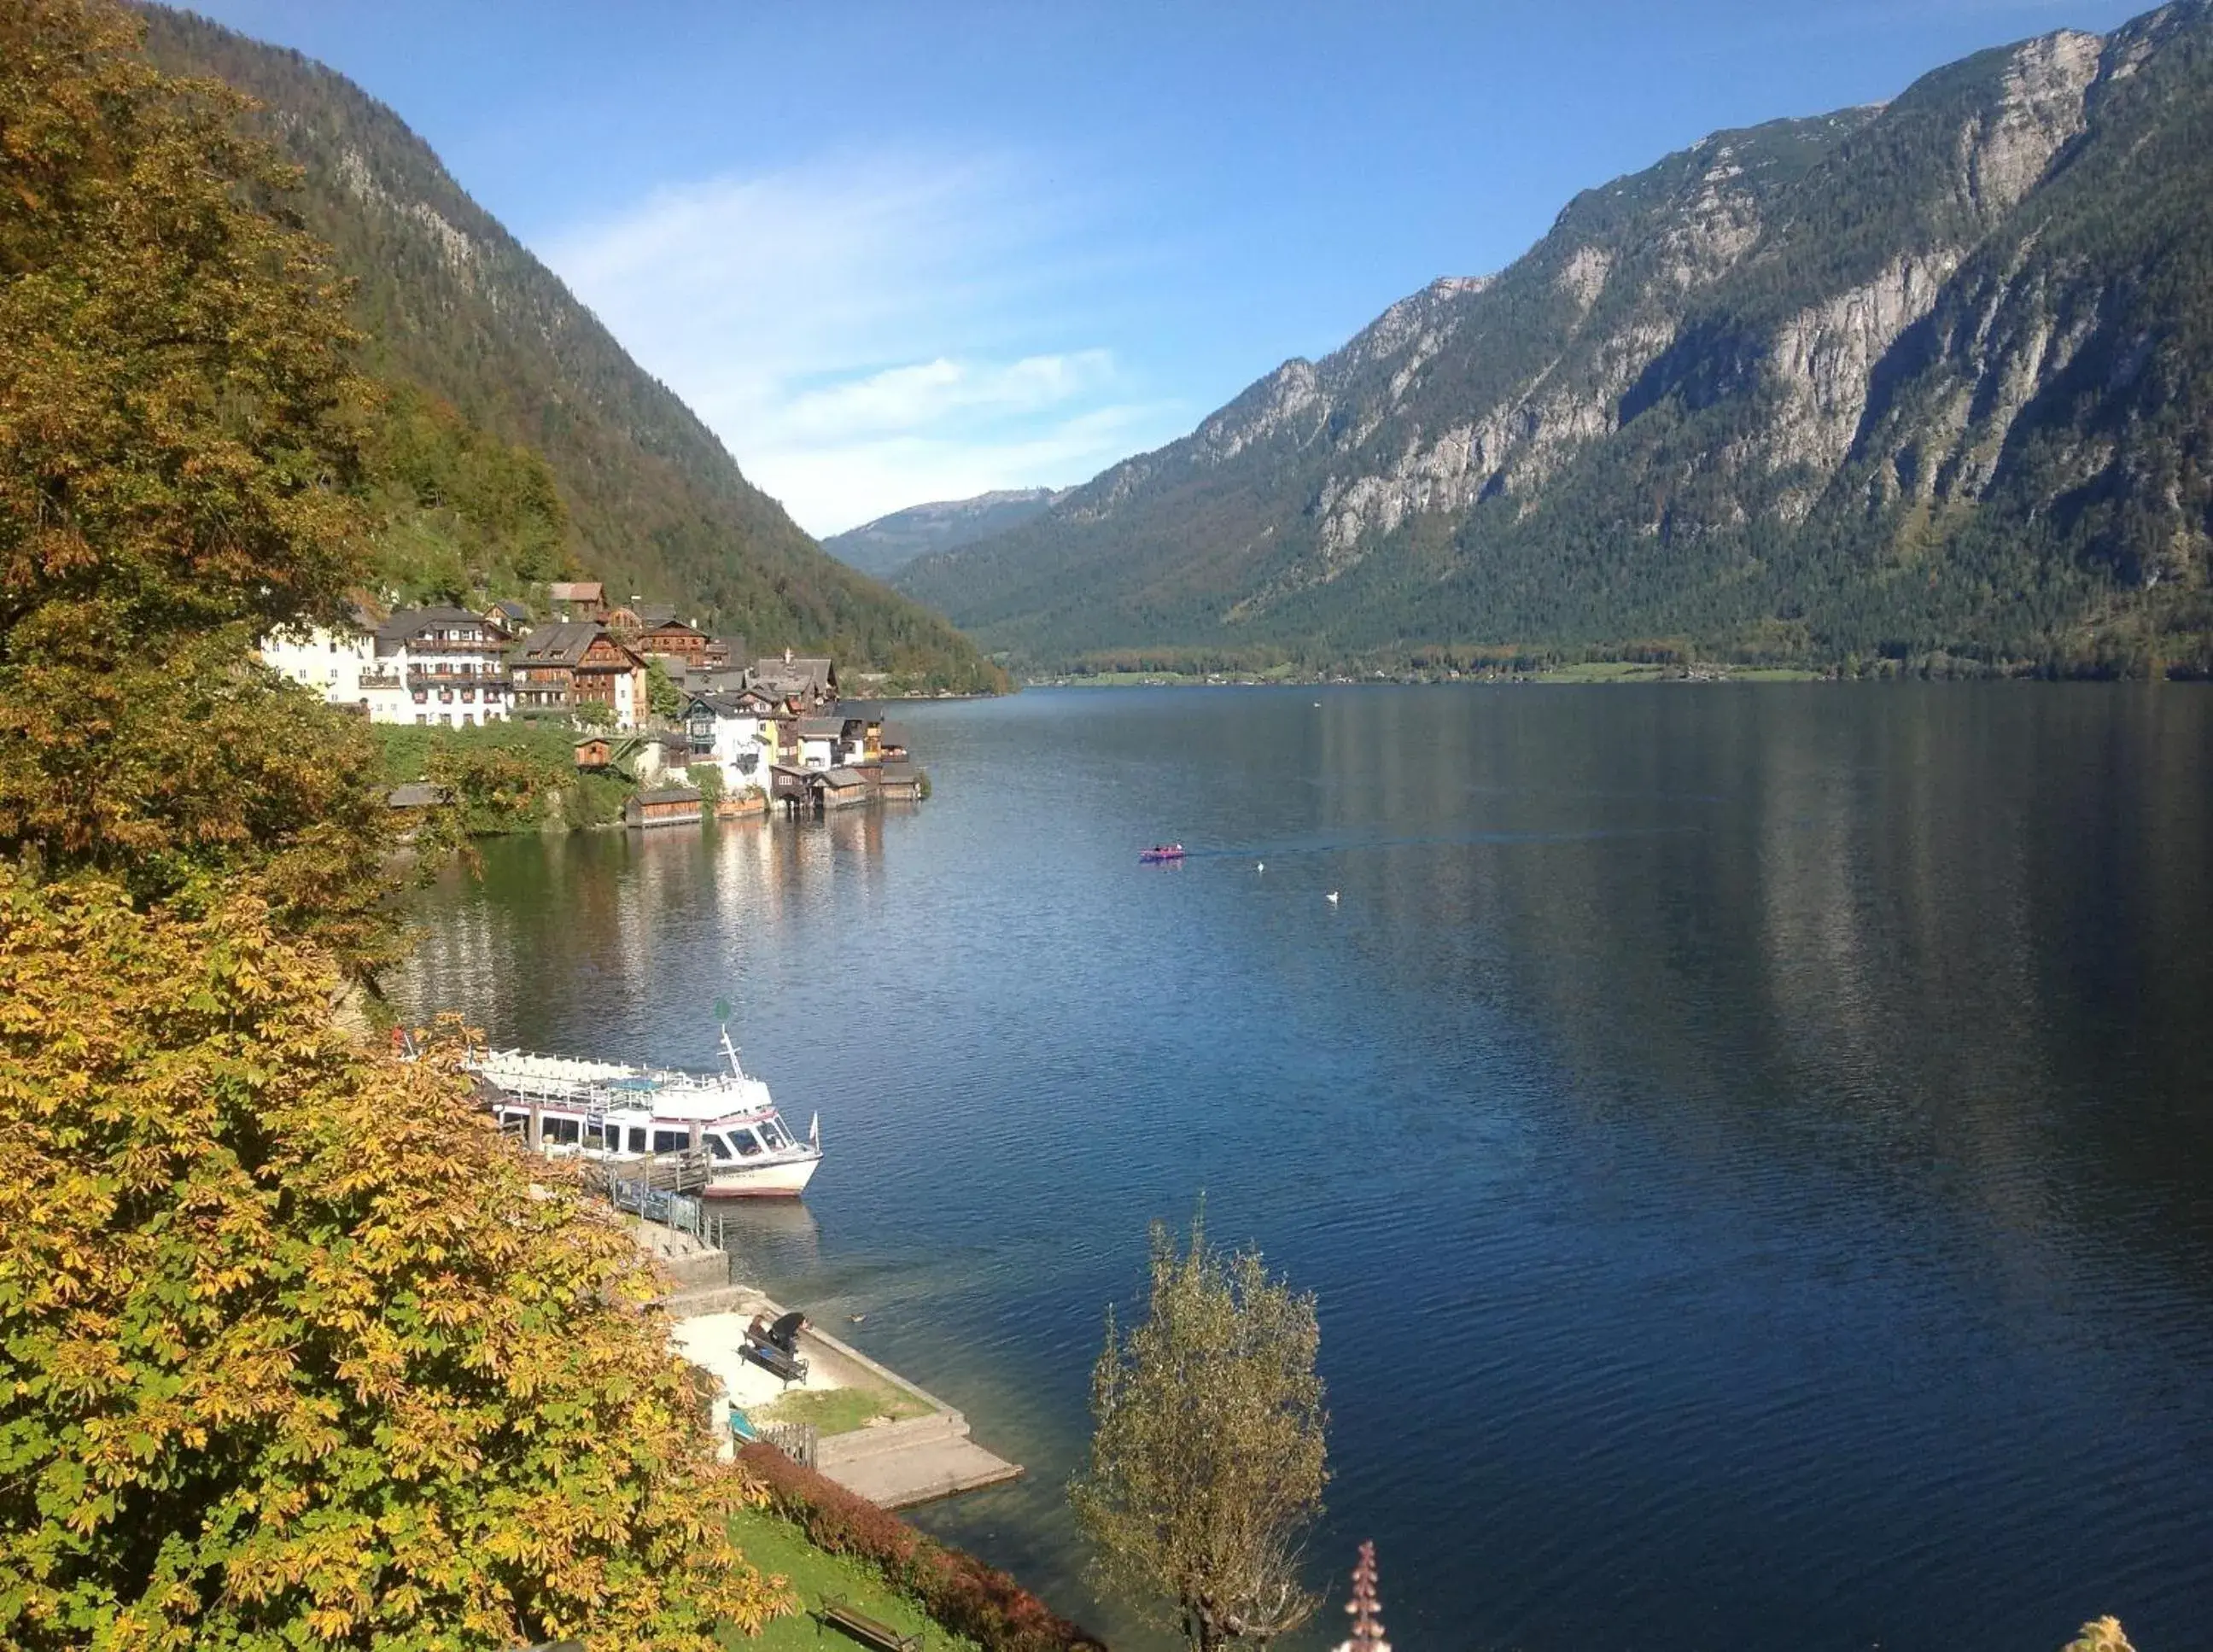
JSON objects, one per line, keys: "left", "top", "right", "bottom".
{"left": 138, "top": 7, "right": 1001, "bottom": 690}
{"left": 823, "top": 488, "right": 1067, "bottom": 578}
{"left": 899, "top": 3, "right": 2213, "bottom": 676}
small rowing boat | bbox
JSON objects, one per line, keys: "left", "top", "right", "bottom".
{"left": 1139, "top": 843, "right": 1186, "bottom": 863}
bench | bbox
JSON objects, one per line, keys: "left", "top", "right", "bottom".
{"left": 816, "top": 1593, "right": 923, "bottom": 1652}
{"left": 743, "top": 1334, "right": 809, "bottom": 1386}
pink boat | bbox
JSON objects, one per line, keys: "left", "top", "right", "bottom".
{"left": 1139, "top": 843, "right": 1186, "bottom": 863}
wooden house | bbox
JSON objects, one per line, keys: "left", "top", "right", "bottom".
{"left": 511, "top": 622, "right": 647, "bottom": 728}
{"left": 637, "top": 617, "right": 712, "bottom": 666}
{"left": 574, "top": 736, "right": 615, "bottom": 771}
{"left": 820, "top": 768, "right": 870, "bottom": 810}
{"left": 546, "top": 581, "right": 605, "bottom": 621}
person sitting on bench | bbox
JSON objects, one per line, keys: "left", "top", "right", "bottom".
{"left": 765, "top": 1310, "right": 807, "bottom": 1353}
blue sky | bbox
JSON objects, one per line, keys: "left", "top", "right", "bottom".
{"left": 184, "top": 0, "right": 2146, "bottom": 535}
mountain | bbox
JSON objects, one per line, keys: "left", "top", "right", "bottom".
{"left": 899, "top": 4, "right": 2213, "bottom": 678}
{"left": 136, "top": 7, "right": 1003, "bottom": 692}
{"left": 822, "top": 488, "right": 1069, "bottom": 578}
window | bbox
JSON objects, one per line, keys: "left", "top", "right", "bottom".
{"left": 705, "top": 1134, "right": 732, "bottom": 1162}
{"left": 546, "top": 1116, "right": 581, "bottom": 1145}
{"left": 651, "top": 1129, "right": 689, "bottom": 1154}
{"left": 729, "top": 1128, "right": 763, "bottom": 1159}
{"left": 758, "top": 1118, "right": 788, "bottom": 1151}
{"left": 585, "top": 1124, "right": 605, "bottom": 1149}
{"left": 628, "top": 1127, "right": 647, "bottom": 1153}
{"left": 415, "top": 715, "right": 427, "bottom": 726}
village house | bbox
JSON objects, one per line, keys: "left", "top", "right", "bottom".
{"left": 683, "top": 689, "right": 776, "bottom": 789}
{"left": 792, "top": 715, "right": 861, "bottom": 770}
{"left": 259, "top": 612, "right": 380, "bottom": 712}
{"left": 510, "top": 622, "right": 647, "bottom": 729}
{"left": 635, "top": 616, "right": 714, "bottom": 668}
{"left": 750, "top": 649, "right": 838, "bottom": 708}
{"left": 546, "top": 581, "right": 605, "bottom": 622}
{"left": 702, "top": 634, "right": 746, "bottom": 670}
{"left": 382, "top": 606, "right": 511, "bottom": 727}
{"left": 259, "top": 604, "right": 510, "bottom": 726}
{"left": 483, "top": 598, "right": 533, "bottom": 636}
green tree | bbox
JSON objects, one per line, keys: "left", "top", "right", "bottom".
{"left": 646, "top": 657, "right": 682, "bottom": 721}
{"left": 1071, "top": 1210, "right": 1327, "bottom": 1652}
{"left": 572, "top": 698, "right": 616, "bottom": 733}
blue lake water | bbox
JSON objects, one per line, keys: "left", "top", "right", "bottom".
{"left": 392, "top": 686, "right": 2213, "bottom": 1651}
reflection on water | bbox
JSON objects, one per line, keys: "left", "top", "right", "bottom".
{"left": 393, "top": 686, "right": 2213, "bottom": 1652}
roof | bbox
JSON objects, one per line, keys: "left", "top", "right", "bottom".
{"left": 751, "top": 657, "right": 835, "bottom": 692}
{"left": 377, "top": 604, "right": 488, "bottom": 644}
{"left": 488, "top": 598, "right": 532, "bottom": 621}
{"left": 633, "top": 785, "right": 704, "bottom": 804}
{"left": 876, "top": 722, "right": 907, "bottom": 744}
{"left": 633, "top": 604, "right": 683, "bottom": 630}
{"left": 822, "top": 767, "right": 869, "bottom": 790}
{"left": 386, "top": 782, "right": 447, "bottom": 808}
{"left": 548, "top": 581, "right": 603, "bottom": 602}
{"left": 795, "top": 716, "right": 847, "bottom": 738}
{"left": 879, "top": 761, "right": 917, "bottom": 782}
{"left": 573, "top": 736, "right": 611, "bottom": 752}
{"left": 687, "top": 690, "right": 762, "bottom": 717}
{"left": 514, "top": 622, "right": 626, "bottom": 668}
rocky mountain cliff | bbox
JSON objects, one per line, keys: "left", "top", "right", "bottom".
{"left": 823, "top": 487, "right": 1068, "bottom": 577}
{"left": 900, "top": 3, "right": 2213, "bottom": 675}
{"left": 137, "top": 7, "right": 1002, "bottom": 691}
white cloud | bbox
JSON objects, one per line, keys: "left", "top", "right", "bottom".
{"left": 541, "top": 151, "right": 1182, "bottom": 536}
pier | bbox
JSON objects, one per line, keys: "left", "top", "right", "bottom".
{"left": 621, "top": 1217, "right": 1021, "bottom": 1509}
{"left": 671, "top": 1287, "right": 1024, "bottom": 1509}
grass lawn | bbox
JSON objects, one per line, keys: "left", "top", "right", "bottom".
{"left": 751, "top": 1382, "right": 933, "bottom": 1437}
{"left": 723, "top": 1506, "right": 980, "bottom": 1652}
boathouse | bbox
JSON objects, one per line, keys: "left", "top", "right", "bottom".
{"left": 820, "top": 767, "right": 870, "bottom": 809}
{"left": 877, "top": 761, "right": 925, "bottom": 801}
{"left": 624, "top": 785, "right": 704, "bottom": 829}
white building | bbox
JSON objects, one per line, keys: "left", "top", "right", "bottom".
{"left": 258, "top": 605, "right": 511, "bottom": 727}
{"left": 683, "top": 689, "right": 775, "bottom": 790}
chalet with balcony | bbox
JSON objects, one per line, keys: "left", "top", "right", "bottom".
{"left": 511, "top": 622, "right": 647, "bottom": 729}
{"left": 377, "top": 605, "right": 511, "bottom": 727}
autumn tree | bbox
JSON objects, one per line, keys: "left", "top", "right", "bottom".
{"left": 0, "top": 872, "right": 785, "bottom": 1649}
{"left": 0, "top": 6, "right": 786, "bottom": 1646}
{"left": 0, "top": 0, "right": 400, "bottom": 950}
{"left": 1071, "top": 1210, "right": 1327, "bottom": 1652}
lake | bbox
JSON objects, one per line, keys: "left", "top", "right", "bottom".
{"left": 391, "top": 685, "right": 2213, "bottom": 1652}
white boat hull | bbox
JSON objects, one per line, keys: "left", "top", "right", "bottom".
{"left": 704, "top": 1154, "right": 821, "bottom": 1199}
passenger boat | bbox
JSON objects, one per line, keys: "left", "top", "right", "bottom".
{"left": 468, "top": 1031, "right": 822, "bottom": 1199}
{"left": 1139, "top": 843, "right": 1186, "bottom": 863}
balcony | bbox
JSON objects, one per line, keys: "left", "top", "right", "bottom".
{"left": 407, "top": 668, "right": 511, "bottom": 689}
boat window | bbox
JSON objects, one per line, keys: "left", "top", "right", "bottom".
{"left": 757, "top": 1119, "right": 788, "bottom": 1151}
{"left": 546, "top": 1117, "right": 581, "bottom": 1145}
{"left": 705, "top": 1134, "right": 733, "bottom": 1162}
{"left": 585, "top": 1124, "right": 605, "bottom": 1148}
{"left": 628, "top": 1127, "right": 647, "bottom": 1153}
{"left": 729, "top": 1128, "right": 763, "bottom": 1159}
{"left": 652, "top": 1129, "right": 689, "bottom": 1154}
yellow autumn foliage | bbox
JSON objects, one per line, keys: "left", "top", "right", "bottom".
{"left": 0, "top": 867, "right": 791, "bottom": 1649}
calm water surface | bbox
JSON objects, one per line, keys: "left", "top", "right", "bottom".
{"left": 393, "top": 686, "right": 2213, "bottom": 1652}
